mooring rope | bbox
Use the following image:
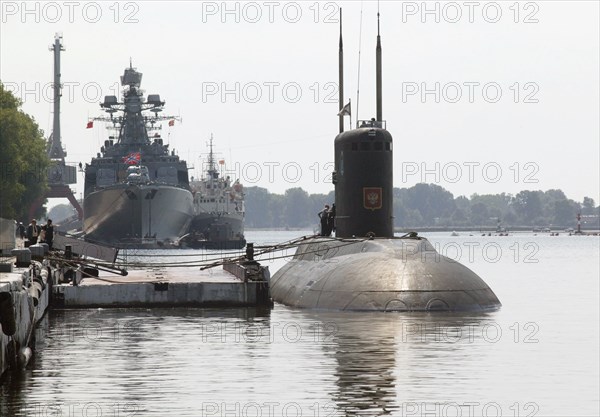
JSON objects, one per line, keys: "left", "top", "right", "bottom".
{"left": 48, "top": 233, "right": 420, "bottom": 273}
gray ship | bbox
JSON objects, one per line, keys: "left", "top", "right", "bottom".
{"left": 184, "top": 136, "right": 246, "bottom": 250}
{"left": 83, "top": 65, "right": 193, "bottom": 247}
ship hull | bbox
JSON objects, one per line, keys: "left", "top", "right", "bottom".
{"left": 185, "top": 212, "right": 246, "bottom": 249}
{"left": 83, "top": 184, "right": 193, "bottom": 247}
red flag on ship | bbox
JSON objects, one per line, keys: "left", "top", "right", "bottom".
{"left": 218, "top": 160, "right": 225, "bottom": 165}
{"left": 86, "top": 121, "right": 93, "bottom": 129}
{"left": 122, "top": 152, "right": 141, "bottom": 165}
{"left": 168, "top": 119, "right": 175, "bottom": 127}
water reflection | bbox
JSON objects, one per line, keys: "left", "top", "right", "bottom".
{"left": 301, "top": 310, "right": 500, "bottom": 416}
{"left": 1, "top": 307, "right": 504, "bottom": 416}
{"left": 3, "top": 232, "right": 598, "bottom": 415}
{"left": 1, "top": 307, "right": 272, "bottom": 416}
{"left": 329, "top": 317, "right": 396, "bottom": 416}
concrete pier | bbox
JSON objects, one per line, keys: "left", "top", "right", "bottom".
{"left": 2, "top": 233, "right": 271, "bottom": 378}
{"left": 52, "top": 263, "right": 271, "bottom": 308}
{"left": 1, "top": 260, "right": 51, "bottom": 377}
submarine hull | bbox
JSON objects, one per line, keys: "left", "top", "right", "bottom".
{"left": 271, "top": 237, "right": 501, "bottom": 312}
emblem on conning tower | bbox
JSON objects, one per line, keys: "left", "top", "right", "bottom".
{"left": 363, "top": 187, "right": 382, "bottom": 210}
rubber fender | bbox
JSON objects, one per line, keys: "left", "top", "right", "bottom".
{"left": 29, "top": 282, "right": 43, "bottom": 307}
{"left": 18, "top": 347, "right": 32, "bottom": 368}
{"left": 33, "top": 276, "right": 46, "bottom": 291}
{"left": 0, "top": 291, "right": 17, "bottom": 336}
{"left": 40, "top": 267, "right": 49, "bottom": 281}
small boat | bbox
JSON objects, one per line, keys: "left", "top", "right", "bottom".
{"left": 183, "top": 136, "right": 246, "bottom": 250}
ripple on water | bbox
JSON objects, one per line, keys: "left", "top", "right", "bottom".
{"left": 1, "top": 233, "right": 599, "bottom": 416}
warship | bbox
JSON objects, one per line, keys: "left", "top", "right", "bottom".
{"left": 184, "top": 136, "right": 246, "bottom": 249}
{"left": 83, "top": 64, "right": 193, "bottom": 247}
{"left": 270, "top": 9, "right": 501, "bottom": 311}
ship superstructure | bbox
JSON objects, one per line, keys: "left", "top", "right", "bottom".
{"left": 83, "top": 65, "right": 193, "bottom": 247}
{"left": 186, "top": 136, "right": 246, "bottom": 249}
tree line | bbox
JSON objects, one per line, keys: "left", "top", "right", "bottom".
{"left": 3, "top": 83, "right": 598, "bottom": 230}
{"left": 244, "top": 184, "right": 599, "bottom": 230}
{"left": 48, "top": 185, "right": 599, "bottom": 231}
{"left": 0, "top": 83, "right": 49, "bottom": 221}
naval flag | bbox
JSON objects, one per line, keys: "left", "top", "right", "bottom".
{"left": 337, "top": 101, "right": 351, "bottom": 117}
{"left": 122, "top": 152, "right": 141, "bottom": 165}
{"left": 86, "top": 121, "right": 94, "bottom": 129}
{"left": 168, "top": 119, "right": 175, "bottom": 127}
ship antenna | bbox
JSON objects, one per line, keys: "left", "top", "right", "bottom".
{"left": 208, "top": 133, "right": 216, "bottom": 178}
{"left": 376, "top": 1, "right": 383, "bottom": 122}
{"left": 338, "top": 8, "right": 344, "bottom": 134}
{"left": 355, "top": 1, "right": 364, "bottom": 128}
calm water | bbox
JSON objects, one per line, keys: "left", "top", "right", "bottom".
{"left": 1, "top": 231, "right": 598, "bottom": 416}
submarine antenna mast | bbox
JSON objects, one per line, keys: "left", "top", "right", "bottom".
{"left": 338, "top": 8, "right": 344, "bottom": 133}
{"left": 376, "top": 2, "right": 383, "bottom": 122}
{"left": 356, "top": 2, "right": 364, "bottom": 129}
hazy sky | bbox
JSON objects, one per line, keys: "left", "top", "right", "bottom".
{"left": 1, "top": 1, "right": 599, "bottom": 205}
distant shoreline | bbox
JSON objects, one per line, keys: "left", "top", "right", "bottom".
{"left": 246, "top": 227, "right": 600, "bottom": 234}
{"left": 246, "top": 228, "right": 313, "bottom": 232}
{"left": 396, "top": 226, "right": 600, "bottom": 233}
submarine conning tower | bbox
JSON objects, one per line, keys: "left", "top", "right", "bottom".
{"left": 333, "top": 7, "right": 393, "bottom": 238}
{"left": 333, "top": 124, "right": 393, "bottom": 238}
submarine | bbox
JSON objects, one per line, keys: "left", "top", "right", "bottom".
{"left": 270, "top": 9, "right": 501, "bottom": 312}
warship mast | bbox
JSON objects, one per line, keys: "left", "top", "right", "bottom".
{"left": 207, "top": 134, "right": 218, "bottom": 179}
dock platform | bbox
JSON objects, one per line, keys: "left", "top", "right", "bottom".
{"left": 52, "top": 263, "right": 271, "bottom": 308}
{"left": 2, "top": 237, "right": 271, "bottom": 377}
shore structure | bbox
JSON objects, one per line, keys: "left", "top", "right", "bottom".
{"left": 1, "top": 226, "right": 271, "bottom": 378}
{"left": 1, "top": 220, "right": 53, "bottom": 376}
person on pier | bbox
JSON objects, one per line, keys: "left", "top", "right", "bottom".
{"left": 41, "top": 219, "right": 55, "bottom": 250}
{"left": 26, "top": 219, "right": 40, "bottom": 245}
